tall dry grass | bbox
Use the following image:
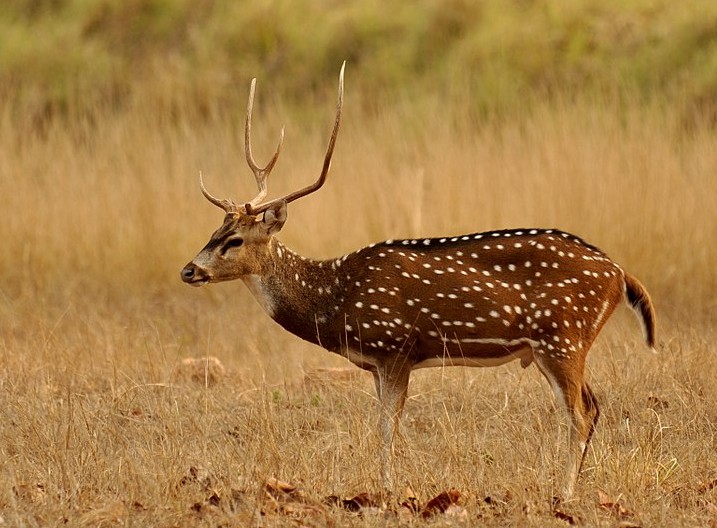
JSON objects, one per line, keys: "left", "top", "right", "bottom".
{"left": 1, "top": 88, "right": 716, "bottom": 525}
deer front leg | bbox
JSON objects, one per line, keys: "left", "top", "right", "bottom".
{"left": 372, "top": 360, "right": 412, "bottom": 491}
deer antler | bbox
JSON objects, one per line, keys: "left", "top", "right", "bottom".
{"left": 198, "top": 62, "right": 345, "bottom": 216}
{"left": 244, "top": 78, "right": 285, "bottom": 210}
{"left": 198, "top": 78, "right": 284, "bottom": 215}
{"left": 199, "top": 171, "right": 240, "bottom": 213}
{"left": 244, "top": 61, "right": 345, "bottom": 216}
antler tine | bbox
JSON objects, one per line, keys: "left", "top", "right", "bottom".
{"left": 245, "top": 77, "right": 285, "bottom": 210}
{"left": 245, "top": 61, "right": 345, "bottom": 216}
{"left": 199, "top": 171, "right": 239, "bottom": 213}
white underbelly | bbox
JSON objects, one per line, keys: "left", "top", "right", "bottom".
{"left": 413, "top": 346, "right": 534, "bottom": 370}
{"left": 342, "top": 343, "right": 535, "bottom": 371}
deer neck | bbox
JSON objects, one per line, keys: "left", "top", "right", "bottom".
{"left": 241, "top": 239, "right": 347, "bottom": 349}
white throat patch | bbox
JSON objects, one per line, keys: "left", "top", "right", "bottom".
{"left": 242, "top": 275, "right": 276, "bottom": 317}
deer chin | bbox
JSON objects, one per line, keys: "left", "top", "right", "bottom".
{"left": 188, "top": 278, "right": 209, "bottom": 287}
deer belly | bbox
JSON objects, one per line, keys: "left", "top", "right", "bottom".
{"left": 414, "top": 339, "right": 536, "bottom": 370}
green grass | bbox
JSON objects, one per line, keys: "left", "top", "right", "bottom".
{"left": 2, "top": 0, "right": 717, "bottom": 120}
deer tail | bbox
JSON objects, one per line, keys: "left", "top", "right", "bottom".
{"left": 624, "top": 272, "right": 657, "bottom": 351}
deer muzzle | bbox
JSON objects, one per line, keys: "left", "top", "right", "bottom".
{"left": 180, "top": 262, "right": 210, "bottom": 286}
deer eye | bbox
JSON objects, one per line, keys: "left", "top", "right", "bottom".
{"left": 220, "top": 237, "right": 244, "bottom": 255}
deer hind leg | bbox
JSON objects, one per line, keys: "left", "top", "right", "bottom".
{"left": 372, "top": 360, "right": 412, "bottom": 491}
{"left": 579, "top": 382, "right": 600, "bottom": 472}
{"left": 535, "top": 357, "right": 599, "bottom": 500}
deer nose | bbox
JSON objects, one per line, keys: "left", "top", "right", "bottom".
{"left": 181, "top": 264, "right": 196, "bottom": 282}
{"left": 182, "top": 263, "right": 210, "bottom": 286}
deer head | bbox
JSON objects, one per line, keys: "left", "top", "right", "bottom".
{"left": 181, "top": 63, "right": 345, "bottom": 286}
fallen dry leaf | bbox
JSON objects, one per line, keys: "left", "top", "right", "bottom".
{"left": 265, "top": 477, "right": 297, "bottom": 495}
{"left": 331, "top": 492, "right": 383, "bottom": 512}
{"left": 597, "top": 490, "right": 636, "bottom": 518}
{"left": 261, "top": 479, "right": 331, "bottom": 522}
{"left": 327, "top": 488, "right": 470, "bottom": 519}
{"left": 552, "top": 508, "right": 577, "bottom": 525}
{"left": 422, "top": 489, "right": 461, "bottom": 518}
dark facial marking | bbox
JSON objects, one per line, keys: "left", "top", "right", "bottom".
{"left": 220, "top": 237, "right": 244, "bottom": 255}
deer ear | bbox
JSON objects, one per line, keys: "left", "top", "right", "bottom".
{"left": 262, "top": 201, "right": 287, "bottom": 235}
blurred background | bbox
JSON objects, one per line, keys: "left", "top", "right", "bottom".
{"left": 3, "top": 0, "right": 717, "bottom": 122}
{"left": 0, "top": 0, "right": 715, "bottom": 383}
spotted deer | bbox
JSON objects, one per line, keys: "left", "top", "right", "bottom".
{"left": 181, "top": 63, "right": 656, "bottom": 500}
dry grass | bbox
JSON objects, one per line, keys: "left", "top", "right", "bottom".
{"left": 1, "top": 89, "right": 716, "bottom": 525}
